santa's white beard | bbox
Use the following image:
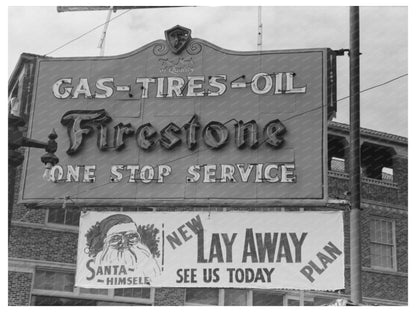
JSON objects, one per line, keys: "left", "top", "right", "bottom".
{"left": 97, "top": 242, "right": 152, "bottom": 267}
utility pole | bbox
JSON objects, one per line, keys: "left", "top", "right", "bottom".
{"left": 349, "top": 6, "right": 362, "bottom": 305}
{"left": 57, "top": 6, "right": 189, "bottom": 56}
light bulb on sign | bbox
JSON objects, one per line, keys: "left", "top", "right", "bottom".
{"left": 43, "top": 162, "right": 53, "bottom": 181}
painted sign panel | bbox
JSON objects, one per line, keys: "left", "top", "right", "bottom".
{"left": 75, "top": 211, "right": 344, "bottom": 290}
{"left": 20, "top": 34, "right": 334, "bottom": 206}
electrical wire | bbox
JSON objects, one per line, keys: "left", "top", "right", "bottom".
{"left": 336, "top": 73, "right": 408, "bottom": 102}
{"left": 31, "top": 73, "right": 409, "bottom": 208}
{"left": 44, "top": 9, "right": 133, "bottom": 56}
{"left": 31, "top": 104, "right": 329, "bottom": 207}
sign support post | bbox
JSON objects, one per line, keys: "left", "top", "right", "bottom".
{"left": 98, "top": 7, "right": 112, "bottom": 56}
{"left": 257, "top": 6, "right": 262, "bottom": 52}
{"left": 349, "top": 6, "right": 362, "bottom": 305}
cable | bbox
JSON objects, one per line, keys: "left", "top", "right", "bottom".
{"left": 336, "top": 73, "right": 408, "bottom": 103}
{"left": 40, "top": 106, "right": 324, "bottom": 203}
{"left": 44, "top": 9, "right": 133, "bottom": 56}
{"left": 34, "top": 72, "right": 409, "bottom": 206}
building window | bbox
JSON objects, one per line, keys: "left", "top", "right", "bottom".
{"left": 114, "top": 288, "right": 151, "bottom": 299}
{"left": 9, "top": 81, "right": 21, "bottom": 117}
{"left": 79, "top": 288, "right": 109, "bottom": 296}
{"left": 253, "top": 291, "right": 339, "bottom": 306}
{"left": 121, "top": 207, "right": 155, "bottom": 212}
{"left": 370, "top": 218, "right": 396, "bottom": 270}
{"left": 285, "top": 296, "right": 314, "bottom": 306}
{"left": 328, "top": 134, "right": 348, "bottom": 172}
{"left": 224, "top": 289, "right": 248, "bottom": 306}
{"left": 186, "top": 289, "right": 332, "bottom": 306}
{"left": 361, "top": 142, "right": 395, "bottom": 180}
{"left": 32, "top": 268, "right": 153, "bottom": 305}
{"left": 185, "top": 288, "right": 219, "bottom": 305}
{"left": 253, "top": 291, "right": 284, "bottom": 305}
{"left": 313, "top": 296, "right": 340, "bottom": 306}
{"left": 34, "top": 269, "right": 75, "bottom": 292}
{"left": 47, "top": 208, "right": 80, "bottom": 226}
{"left": 31, "top": 296, "right": 96, "bottom": 306}
{"left": 46, "top": 207, "right": 155, "bottom": 228}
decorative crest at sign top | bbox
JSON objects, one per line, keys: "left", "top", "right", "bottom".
{"left": 165, "top": 25, "right": 192, "bottom": 55}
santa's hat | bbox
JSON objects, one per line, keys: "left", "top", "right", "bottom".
{"left": 85, "top": 214, "right": 138, "bottom": 257}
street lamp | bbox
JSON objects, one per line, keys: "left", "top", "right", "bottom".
{"left": 8, "top": 99, "right": 59, "bottom": 237}
{"left": 8, "top": 110, "right": 59, "bottom": 171}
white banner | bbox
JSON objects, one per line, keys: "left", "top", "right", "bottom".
{"left": 76, "top": 211, "right": 344, "bottom": 290}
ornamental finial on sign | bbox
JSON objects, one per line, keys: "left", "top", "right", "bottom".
{"left": 165, "top": 25, "right": 192, "bottom": 54}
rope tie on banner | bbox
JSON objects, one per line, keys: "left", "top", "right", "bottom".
{"left": 61, "top": 195, "right": 88, "bottom": 213}
{"left": 67, "top": 197, "right": 88, "bottom": 214}
{"left": 62, "top": 196, "right": 69, "bottom": 209}
{"left": 17, "top": 209, "right": 33, "bottom": 222}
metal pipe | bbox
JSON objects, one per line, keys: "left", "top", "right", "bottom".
{"left": 98, "top": 8, "right": 112, "bottom": 56}
{"left": 57, "top": 6, "right": 184, "bottom": 13}
{"left": 349, "top": 6, "right": 362, "bottom": 304}
{"left": 257, "top": 6, "right": 263, "bottom": 51}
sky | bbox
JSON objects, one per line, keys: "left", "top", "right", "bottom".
{"left": 7, "top": 3, "right": 408, "bottom": 137}
{"left": 3, "top": 3, "right": 414, "bottom": 305}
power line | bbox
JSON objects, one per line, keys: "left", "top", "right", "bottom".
{"left": 31, "top": 72, "right": 409, "bottom": 207}
{"left": 33, "top": 105, "right": 327, "bottom": 205}
{"left": 44, "top": 9, "right": 133, "bottom": 56}
{"left": 336, "top": 73, "right": 408, "bottom": 102}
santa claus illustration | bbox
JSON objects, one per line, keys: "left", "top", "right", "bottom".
{"left": 85, "top": 214, "right": 161, "bottom": 281}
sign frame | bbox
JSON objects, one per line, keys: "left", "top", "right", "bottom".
{"left": 75, "top": 211, "right": 345, "bottom": 290}
{"left": 18, "top": 38, "right": 334, "bottom": 208}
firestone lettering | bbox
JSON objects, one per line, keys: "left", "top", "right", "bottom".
{"left": 60, "top": 111, "right": 287, "bottom": 155}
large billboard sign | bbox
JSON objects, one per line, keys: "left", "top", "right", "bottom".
{"left": 75, "top": 211, "right": 344, "bottom": 290}
{"left": 20, "top": 26, "right": 336, "bottom": 206}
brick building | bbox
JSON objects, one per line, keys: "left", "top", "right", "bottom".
{"left": 8, "top": 50, "right": 407, "bottom": 306}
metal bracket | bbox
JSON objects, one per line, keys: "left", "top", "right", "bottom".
{"left": 334, "top": 49, "right": 350, "bottom": 56}
{"left": 334, "top": 48, "right": 362, "bottom": 57}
